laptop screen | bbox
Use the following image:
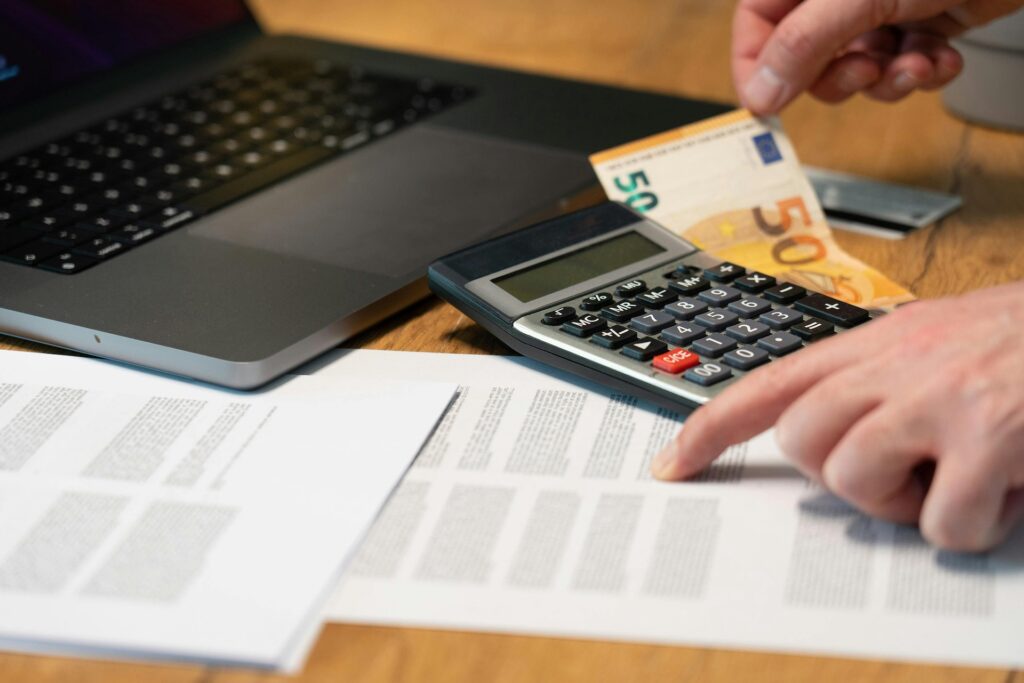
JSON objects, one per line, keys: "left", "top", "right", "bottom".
{"left": 0, "top": 0, "right": 251, "bottom": 110}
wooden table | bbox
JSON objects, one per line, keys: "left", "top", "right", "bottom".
{"left": 3, "top": 1, "right": 1023, "bottom": 681}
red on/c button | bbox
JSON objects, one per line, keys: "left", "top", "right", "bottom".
{"left": 653, "top": 348, "right": 700, "bottom": 374}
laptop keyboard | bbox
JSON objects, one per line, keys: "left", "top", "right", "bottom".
{"left": 0, "top": 58, "right": 473, "bottom": 274}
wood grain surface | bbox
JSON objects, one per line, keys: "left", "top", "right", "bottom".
{"left": 2, "top": 0, "right": 1022, "bottom": 680}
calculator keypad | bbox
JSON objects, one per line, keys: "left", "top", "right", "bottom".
{"left": 523, "top": 256, "right": 872, "bottom": 407}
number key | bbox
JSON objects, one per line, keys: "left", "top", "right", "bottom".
{"left": 725, "top": 320, "right": 770, "bottom": 343}
{"left": 693, "top": 308, "right": 739, "bottom": 331}
{"left": 698, "top": 285, "right": 741, "bottom": 305}
{"left": 727, "top": 297, "right": 772, "bottom": 318}
{"left": 684, "top": 362, "right": 733, "bottom": 386}
{"left": 660, "top": 322, "right": 705, "bottom": 347}
{"left": 691, "top": 332, "right": 738, "bottom": 358}
{"left": 759, "top": 306, "right": 802, "bottom": 329}
{"left": 664, "top": 297, "right": 708, "bottom": 320}
{"left": 629, "top": 309, "right": 675, "bottom": 334}
{"left": 722, "top": 345, "right": 771, "bottom": 371}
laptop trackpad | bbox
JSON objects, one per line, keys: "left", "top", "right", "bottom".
{"left": 192, "top": 124, "right": 592, "bottom": 277}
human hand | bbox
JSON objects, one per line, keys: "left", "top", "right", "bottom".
{"left": 733, "top": 0, "right": 1024, "bottom": 114}
{"left": 652, "top": 280, "right": 1024, "bottom": 552}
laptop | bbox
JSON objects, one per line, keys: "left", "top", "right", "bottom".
{"left": 0, "top": 0, "right": 726, "bottom": 388}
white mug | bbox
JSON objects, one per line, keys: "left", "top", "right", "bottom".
{"left": 943, "top": 9, "right": 1024, "bottom": 131}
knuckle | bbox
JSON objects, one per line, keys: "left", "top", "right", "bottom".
{"left": 920, "top": 511, "right": 989, "bottom": 553}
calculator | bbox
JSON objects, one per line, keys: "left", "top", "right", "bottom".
{"left": 428, "top": 202, "right": 875, "bottom": 412}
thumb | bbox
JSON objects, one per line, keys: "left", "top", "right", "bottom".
{"left": 739, "top": 0, "right": 954, "bottom": 113}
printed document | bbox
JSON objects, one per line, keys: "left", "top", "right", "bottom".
{"left": 314, "top": 350, "right": 1024, "bottom": 668}
{"left": 0, "top": 350, "right": 454, "bottom": 669}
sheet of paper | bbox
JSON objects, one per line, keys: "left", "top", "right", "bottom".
{"left": 312, "top": 350, "right": 1024, "bottom": 668}
{"left": 0, "top": 350, "right": 454, "bottom": 670}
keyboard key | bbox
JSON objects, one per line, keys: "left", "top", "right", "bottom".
{"left": 691, "top": 332, "right": 738, "bottom": 358}
{"left": 108, "top": 223, "right": 158, "bottom": 246}
{"left": 794, "top": 292, "right": 871, "bottom": 327}
{"left": 0, "top": 239, "right": 63, "bottom": 266}
{"left": 667, "top": 274, "right": 710, "bottom": 296}
{"left": 561, "top": 314, "right": 606, "bottom": 337}
{"left": 541, "top": 306, "right": 575, "bottom": 326}
{"left": 758, "top": 331, "right": 803, "bottom": 356}
{"left": 621, "top": 337, "right": 667, "bottom": 361}
{"left": 693, "top": 308, "right": 740, "bottom": 332}
{"left": 733, "top": 272, "right": 776, "bottom": 292}
{"left": 0, "top": 225, "right": 46, "bottom": 253}
{"left": 660, "top": 323, "right": 705, "bottom": 347}
{"left": 629, "top": 310, "right": 675, "bottom": 334}
{"left": 664, "top": 297, "right": 708, "bottom": 320}
{"left": 579, "top": 292, "right": 614, "bottom": 311}
{"left": 37, "top": 251, "right": 100, "bottom": 274}
{"left": 73, "top": 237, "right": 124, "bottom": 259}
{"left": 615, "top": 279, "right": 647, "bottom": 297}
{"left": 759, "top": 306, "right": 802, "bottom": 329}
{"left": 727, "top": 297, "right": 772, "bottom": 318}
{"left": 790, "top": 318, "right": 835, "bottom": 341}
{"left": 697, "top": 285, "right": 741, "bottom": 305}
{"left": 763, "top": 283, "right": 806, "bottom": 304}
{"left": 590, "top": 325, "right": 638, "bottom": 349}
{"left": 653, "top": 348, "right": 700, "bottom": 374}
{"left": 684, "top": 362, "right": 733, "bottom": 386}
{"left": 634, "top": 287, "right": 676, "bottom": 309}
{"left": 601, "top": 299, "right": 644, "bottom": 323}
{"left": 703, "top": 262, "right": 745, "bottom": 282}
{"left": 42, "top": 228, "right": 91, "bottom": 247}
{"left": 723, "top": 345, "right": 771, "bottom": 371}
{"left": 724, "top": 320, "right": 771, "bottom": 343}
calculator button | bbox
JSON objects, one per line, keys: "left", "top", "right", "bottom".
{"left": 763, "top": 283, "right": 806, "bottom": 304}
{"left": 757, "top": 331, "right": 803, "bottom": 356}
{"left": 724, "top": 320, "right": 771, "bottom": 343}
{"left": 653, "top": 348, "right": 700, "bottom": 374}
{"left": 727, "top": 297, "right": 772, "bottom": 318}
{"left": 697, "top": 285, "right": 742, "bottom": 305}
{"left": 621, "top": 337, "right": 668, "bottom": 361}
{"left": 590, "top": 325, "right": 638, "bottom": 349}
{"left": 580, "top": 292, "right": 614, "bottom": 311}
{"left": 790, "top": 318, "right": 835, "bottom": 341}
{"left": 794, "top": 292, "right": 871, "bottom": 327}
{"left": 693, "top": 308, "right": 740, "bottom": 331}
{"left": 674, "top": 263, "right": 702, "bottom": 277}
{"left": 542, "top": 306, "right": 576, "bottom": 326}
{"left": 616, "top": 279, "right": 647, "bottom": 297}
{"left": 703, "top": 262, "right": 745, "bottom": 282}
{"left": 664, "top": 297, "right": 708, "bottom": 320}
{"left": 759, "top": 306, "right": 802, "bottom": 329}
{"left": 733, "top": 272, "right": 776, "bottom": 292}
{"left": 661, "top": 323, "right": 706, "bottom": 347}
{"left": 668, "top": 274, "right": 711, "bottom": 296}
{"left": 691, "top": 332, "right": 738, "bottom": 358}
{"left": 561, "top": 314, "right": 606, "bottom": 337}
{"left": 723, "top": 345, "right": 771, "bottom": 371}
{"left": 601, "top": 299, "right": 644, "bottom": 323}
{"left": 629, "top": 310, "right": 675, "bottom": 334}
{"left": 635, "top": 287, "right": 677, "bottom": 308}
{"left": 684, "top": 362, "right": 733, "bottom": 386}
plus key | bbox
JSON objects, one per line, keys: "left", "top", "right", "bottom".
{"left": 794, "top": 293, "right": 870, "bottom": 327}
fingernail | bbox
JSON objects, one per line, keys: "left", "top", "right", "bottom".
{"left": 743, "top": 65, "right": 788, "bottom": 114}
{"left": 892, "top": 71, "right": 919, "bottom": 93}
{"left": 651, "top": 446, "right": 676, "bottom": 478}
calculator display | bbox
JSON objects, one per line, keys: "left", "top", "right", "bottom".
{"left": 493, "top": 232, "right": 664, "bottom": 303}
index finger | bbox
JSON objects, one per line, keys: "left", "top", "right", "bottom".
{"left": 652, "top": 329, "right": 870, "bottom": 481}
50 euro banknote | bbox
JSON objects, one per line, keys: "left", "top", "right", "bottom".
{"left": 590, "top": 109, "right": 914, "bottom": 310}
